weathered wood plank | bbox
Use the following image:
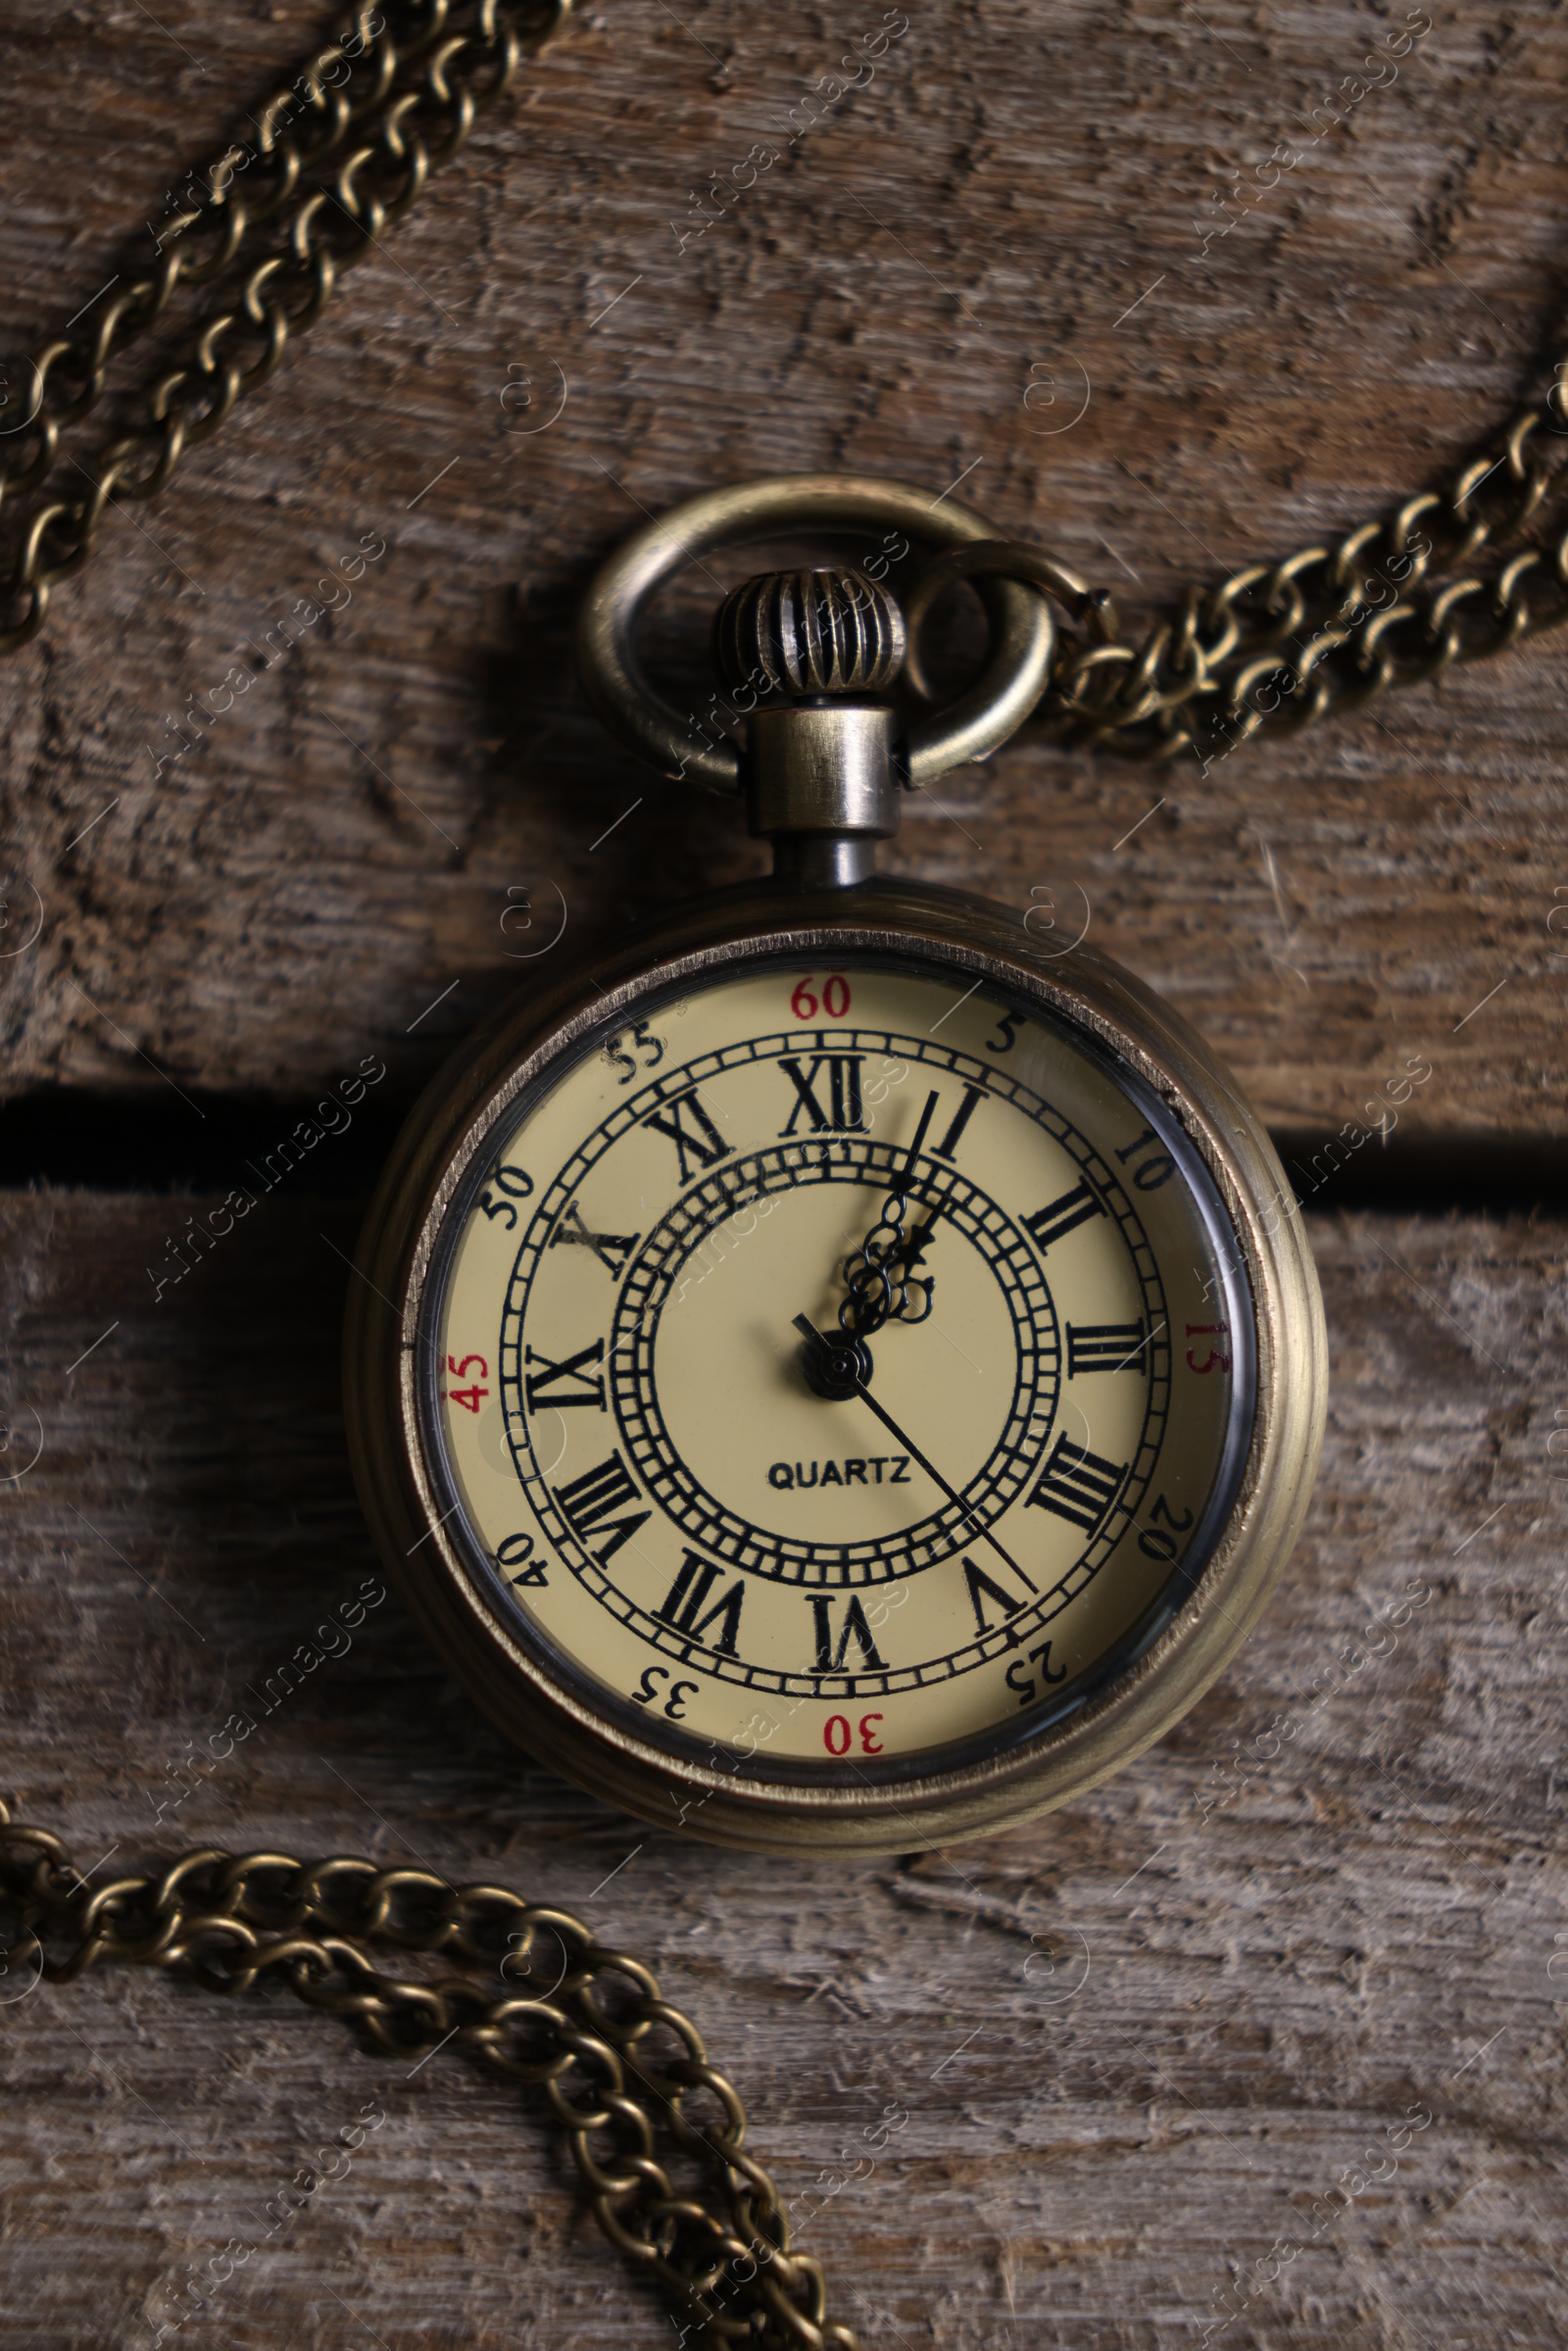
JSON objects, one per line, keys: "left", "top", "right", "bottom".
{"left": 0, "top": 2, "right": 1565, "bottom": 1133}
{"left": 1, "top": 1190, "right": 1564, "bottom": 2348}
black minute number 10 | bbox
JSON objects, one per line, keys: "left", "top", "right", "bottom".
{"left": 1114, "top": 1125, "right": 1176, "bottom": 1190}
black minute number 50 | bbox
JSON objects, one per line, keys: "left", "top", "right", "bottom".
{"left": 478, "top": 1162, "right": 534, "bottom": 1231}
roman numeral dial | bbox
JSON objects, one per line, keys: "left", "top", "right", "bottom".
{"left": 1029, "top": 1436, "right": 1129, "bottom": 1534}
{"left": 1025, "top": 1179, "right": 1105, "bottom": 1253}
{"left": 808, "top": 1594, "right": 887, "bottom": 1672}
{"left": 433, "top": 960, "right": 1248, "bottom": 1772}
{"left": 657, "top": 1553, "right": 746, "bottom": 1656}
{"left": 555, "top": 1451, "right": 650, "bottom": 1562}
{"left": 523, "top": 1340, "right": 606, "bottom": 1412}
{"left": 644, "top": 1087, "right": 728, "bottom": 1183}
{"left": 1065, "top": 1320, "right": 1149, "bottom": 1376}
{"left": 551, "top": 1201, "right": 639, "bottom": 1277}
{"left": 932, "top": 1081, "right": 985, "bottom": 1159}
{"left": 777, "top": 1053, "right": 865, "bottom": 1134}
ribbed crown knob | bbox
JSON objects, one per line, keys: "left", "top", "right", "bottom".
{"left": 713, "top": 566, "right": 906, "bottom": 700}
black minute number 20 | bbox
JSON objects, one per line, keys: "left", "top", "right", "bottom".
{"left": 1137, "top": 1493, "right": 1194, "bottom": 1562}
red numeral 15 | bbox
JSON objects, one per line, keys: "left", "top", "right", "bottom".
{"left": 1185, "top": 1322, "right": 1231, "bottom": 1375}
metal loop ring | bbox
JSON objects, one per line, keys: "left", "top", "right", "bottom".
{"left": 901, "top": 538, "right": 1118, "bottom": 704}
{"left": 574, "top": 473, "right": 1055, "bottom": 795}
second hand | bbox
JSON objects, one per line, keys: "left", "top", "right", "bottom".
{"left": 791, "top": 1312, "right": 1038, "bottom": 1594}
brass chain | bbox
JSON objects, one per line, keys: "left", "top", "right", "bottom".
{"left": 0, "top": 0, "right": 571, "bottom": 656}
{"left": 1026, "top": 385, "right": 1568, "bottom": 761}
{"left": 6, "top": 14, "right": 1567, "bottom": 2324}
{"left": 0, "top": 1797, "right": 859, "bottom": 2351}
{"left": 2, "top": 22, "right": 851, "bottom": 2338}
{"left": 5, "top": 0, "right": 1568, "bottom": 758}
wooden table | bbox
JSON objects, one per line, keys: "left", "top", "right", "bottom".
{"left": 2, "top": 5, "right": 1565, "bottom": 2346}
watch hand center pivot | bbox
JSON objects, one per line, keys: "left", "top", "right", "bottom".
{"left": 793, "top": 1311, "right": 873, "bottom": 1400}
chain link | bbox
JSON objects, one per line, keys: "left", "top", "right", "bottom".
{"left": 9, "top": 0, "right": 1568, "bottom": 755}
{"left": 1004, "top": 379, "right": 1568, "bottom": 760}
{"left": 13, "top": 15, "right": 1559, "bottom": 2335}
{"left": 7, "top": 0, "right": 1568, "bottom": 757}
{"left": 0, "top": 1796, "right": 860, "bottom": 2350}
{"left": 0, "top": 0, "right": 571, "bottom": 656}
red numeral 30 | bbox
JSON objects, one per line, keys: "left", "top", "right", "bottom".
{"left": 823, "top": 1713, "right": 883, "bottom": 1756}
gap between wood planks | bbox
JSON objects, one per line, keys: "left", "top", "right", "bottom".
{"left": 0, "top": 1087, "right": 1564, "bottom": 1216}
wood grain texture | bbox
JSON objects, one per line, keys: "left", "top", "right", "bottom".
{"left": 2, "top": 1189, "right": 1565, "bottom": 2349}
{"left": 0, "top": 2, "right": 1565, "bottom": 1134}
{"left": 3, "top": 8, "right": 1567, "bottom": 2348}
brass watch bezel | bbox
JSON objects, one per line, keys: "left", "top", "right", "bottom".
{"left": 344, "top": 875, "right": 1327, "bottom": 1853}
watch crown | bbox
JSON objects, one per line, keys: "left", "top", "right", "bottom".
{"left": 713, "top": 566, "right": 906, "bottom": 700}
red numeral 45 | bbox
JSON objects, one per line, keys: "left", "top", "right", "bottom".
{"left": 445, "top": 1350, "right": 489, "bottom": 1413}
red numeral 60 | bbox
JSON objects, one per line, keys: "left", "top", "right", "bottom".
{"left": 791, "top": 973, "right": 852, "bottom": 1021}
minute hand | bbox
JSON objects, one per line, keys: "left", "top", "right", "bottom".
{"left": 791, "top": 1314, "right": 1037, "bottom": 1594}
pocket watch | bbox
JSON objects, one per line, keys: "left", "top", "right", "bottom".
{"left": 7, "top": 10, "right": 1564, "bottom": 2340}
{"left": 343, "top": 473, "right": 1327, "bottom": 1851}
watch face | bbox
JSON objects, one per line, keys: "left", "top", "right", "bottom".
{"left": 422, "top": 954, "right": 1255, "bottom": 1785}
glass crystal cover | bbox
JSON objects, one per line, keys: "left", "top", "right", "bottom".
{"left": 427, "top": 957, "right": 1253, "bottom": 1775}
